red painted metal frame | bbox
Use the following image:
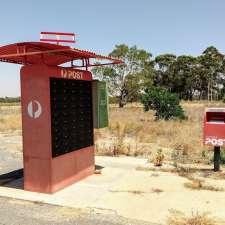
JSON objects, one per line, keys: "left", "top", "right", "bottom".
{"left": 40, "top": 32, "right": 76, "bottom": 44}
{"left": 41, "top": 32, "right": 75, "bottom": 36}
{"left": 0, "top": 40, "right": 123, "bottom": 194}
{"left": 0, "top": 42, "right": 123, "bottom": 68}
{"left": 40, "top": 39, "right": 76, "bottom": 43}
{"left": 21, "top": 64, "right": 95, "bottom": 193}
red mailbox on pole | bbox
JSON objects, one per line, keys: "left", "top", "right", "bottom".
{"left": 203, "top": 108, "right": 225, "bottom": 147}
{"left": 0, "top": 34, "right": 123, "bottom": 193}
{"left": 203, "top": 107, "right": 225, "bottom": 172}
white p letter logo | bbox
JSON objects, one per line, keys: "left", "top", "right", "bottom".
{"left": 27, "top": 100, "right": 42, "bottom": 119}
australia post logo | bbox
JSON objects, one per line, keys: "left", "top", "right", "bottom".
{"left": 27, "top": 100, "right": 42, "bottom": 119}
{"left": 205, "top": 136, "right": 225, "bottom": 146}
{"left": 61, "top": 69, "right": 83, "bottom": 80}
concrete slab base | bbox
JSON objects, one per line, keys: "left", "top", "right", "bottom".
{"left": 0, "top": 156, "right": 147, "bottom": 209}
{"left": 1, "top": 156, "right": 225, "bottom": 224}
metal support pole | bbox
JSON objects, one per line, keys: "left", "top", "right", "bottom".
{"left": 214, "top": 146, "right": 221, "bottom": 172}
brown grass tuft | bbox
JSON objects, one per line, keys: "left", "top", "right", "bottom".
{"left": 151, "top": 188, "right": 163, "bottom": 194}
{"left": 0, "top": 114, "right": 21, "bottom": 131}
{"left": 0, "top": 105, "right": 21, "bottom": 131}
{"left": 184, "top": 179, "right": 224, "bottom": 192}
{"left": 168, "top": 210, "right": 218, "bottom": 225}
{"left": 109, "top": 190, "right": 145, "bottom": 195}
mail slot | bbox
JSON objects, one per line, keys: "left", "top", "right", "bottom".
{"left": 203, "top": 108, "right": 225, "bottom": 147}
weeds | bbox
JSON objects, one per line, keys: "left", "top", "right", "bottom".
{"left": 112, "top": 122, "right": 126, "bottom": 155}
{"left": 168, "top": 210, "right": 218, "bottom": 225}
{"left": 136, "top": 164, "right": 225, "bottom": 192}
{"left": 1, "top": 101, "right": 225, "bottom": 165}
{"left": 0, "top": 105, "right": 21, "bottom": 132}
{"left": 97, "top": 101, "right": 217, "bottom": 162}
{"left": 184, "top": 179, "right": 224, "bottom": 192}
{"left": 153, "top": 149, "right": 165, "bottom": 166}
{"left": 136, "top": 165, "right": 177, "bottom": 173}
{"left": 151, "top": 188, "right": 163, "bottom": 194}
{"left": 110, "top": 188, "right": 164, "bottom": 195}
{"left": 0, "top": 115, "right": 21, "bottom": 131}
{"left": 150, "top": 173, "right": 160, "bottom": 177}
{"left": 109, "top": 190, "right": 146, "bottom": 195}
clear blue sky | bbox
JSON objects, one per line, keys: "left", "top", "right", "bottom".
{"left": 0, "top": 0, "right": 225, "bottom": 96}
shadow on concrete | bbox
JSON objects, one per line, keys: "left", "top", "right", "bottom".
{"left": 0, "top": 165, "right": 105, "bottom": 190}
{"left": 0, "top": 169, "right": 23, "bottom": 190}
{"left": 95, "top": 165, "right": 104, "bottom": 170}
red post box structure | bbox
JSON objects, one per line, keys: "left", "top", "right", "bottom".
{"left": 0, "top": 38, "right": 122, "bottom": 193}
{"left": 203, "top": 108, "right": 225, "bottom": 171}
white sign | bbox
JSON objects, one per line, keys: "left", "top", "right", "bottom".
{"left": 61, "top": 69, "right": 83, "bottom": 80}
{"left": 27, "top": 100, "right": 42, "bottom": 119}
{"left": 205, "top": 137, "right": 225, "bottom": 146}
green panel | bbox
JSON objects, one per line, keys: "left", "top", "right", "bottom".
{"left": 92, "top": 81, "right": 109, "bottom": 128}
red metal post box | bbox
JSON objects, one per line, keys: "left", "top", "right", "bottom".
{"left": 21, "top": 64, "right": 96, "bottom": 193}
{"left": 203, "top": 108, "right": 225, "bottom": 147}
{"left": 0, "top": 40, "right": 123, "bottom": 193}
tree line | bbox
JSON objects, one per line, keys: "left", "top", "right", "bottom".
{"left": 92, "top": 45, "right": 225, "bottom": 107}
{"left": 0, "top": 96, "right": 20, "bottom": 103}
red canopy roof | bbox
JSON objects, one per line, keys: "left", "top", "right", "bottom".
{"left": 0, "top": 42, "right": 122, "bottom": 68}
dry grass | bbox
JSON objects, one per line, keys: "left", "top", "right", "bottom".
{"left": 184, "top": 179, "right": 224, "bottom": 192}
{"left": 168, "top": 210, "right": 219, "bottom": 225}
{"left": 109, "top": 103, "right": 203, "bottom": 156}
{"left": 137, "top": 163, "right": 225, "bottom": 191}
{"left": 95, "top": 101, "right": 225, "bottom": 163}
{"left": 136, "top": 165, "right": 177, "bottom": 173}
{"left": 0, "top": 105, "right": 21, "bottom": 131}
{"left": 109, "top": 190, "right": 146, "bottom": 195}
{"left": 0, "top": 103, "right": 20, "bottom": 107}
{"left": 202, "top": 172, "right": 225, "bottom": 180}
{"left": 1, "top": 101, "right": 225, "bottom": 164}
{"left": 110, "top": 188, "right": 163, "bottom": 195}
{"left": 151, "top": 188, "right": 163, "bottom": 194}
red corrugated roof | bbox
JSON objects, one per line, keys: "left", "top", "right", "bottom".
{"left": 0, "top": 42, "right": 123, "bottom": 67}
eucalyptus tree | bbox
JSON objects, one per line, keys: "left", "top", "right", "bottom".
{"left": 92, "top": 44, "right": 154, "bottom": 107}
{"left": 198, "top": 46, "right": 225, "bottom": 101}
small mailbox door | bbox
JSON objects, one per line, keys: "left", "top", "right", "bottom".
{"left": 206, "top": 112, "right": 225, "bottom": 124}
{"left": 92, "top": 81, "right": 109, "bottom": 128}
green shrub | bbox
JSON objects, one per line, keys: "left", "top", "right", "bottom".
{"left": 141, "top": 87, "right": 186, "bottom": 120}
